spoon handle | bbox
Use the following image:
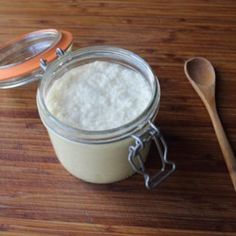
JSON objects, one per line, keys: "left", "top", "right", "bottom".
{"left": 208, "top": 105, "right": 236, "bottom": 191}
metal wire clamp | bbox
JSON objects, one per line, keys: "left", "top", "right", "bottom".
{"left": 128, "top": 121, "right": 176, "bottom": 190}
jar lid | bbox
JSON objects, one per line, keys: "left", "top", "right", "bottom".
{"left": 0, "top": 29, "right": 73, "bottom": 88}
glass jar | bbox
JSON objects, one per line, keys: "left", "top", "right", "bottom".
{"left": 0, "top": 29, "right": 175, "bottom": 189}
{"left": 36, "top": 46, "right": 175, "bottom": 189}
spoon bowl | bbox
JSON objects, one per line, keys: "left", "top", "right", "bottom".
{"left": 185, "top": 57, "right": 215, "bottom": 86}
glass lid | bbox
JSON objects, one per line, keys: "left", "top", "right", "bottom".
{"left": 0, "top": 29, "right": 72, "bottom": 89}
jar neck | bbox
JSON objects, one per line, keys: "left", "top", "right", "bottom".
{"left": 37, "top": 46, "right": 160, "bottom": 144}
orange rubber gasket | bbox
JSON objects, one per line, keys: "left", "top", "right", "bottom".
{"left": 0, "top": 29, "right": 73, "bottom": 81}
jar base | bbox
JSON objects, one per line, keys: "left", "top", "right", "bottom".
{"left": 63, "top": 165, "right": 136, "bottom": 184}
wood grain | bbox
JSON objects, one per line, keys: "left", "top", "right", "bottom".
{"left": 0, "top": 0, "right": 236, "bottom": 235}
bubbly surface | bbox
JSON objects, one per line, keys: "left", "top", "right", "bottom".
{"left": 46, "top": 61, "right": 152, "bottom": 131}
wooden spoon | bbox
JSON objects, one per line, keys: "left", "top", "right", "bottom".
{"left": 184, "top": 57, "right": 236, "bottom": 191}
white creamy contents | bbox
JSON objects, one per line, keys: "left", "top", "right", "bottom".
{"left": 46, "top": 61, "right": 152, "bottom": 131}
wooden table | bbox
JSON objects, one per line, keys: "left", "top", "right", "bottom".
{"left": 0, "top": 1, "right": 236, "bottom": 235}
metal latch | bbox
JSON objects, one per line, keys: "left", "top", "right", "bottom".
{"left": 128, "top": 121, "right": 175, "bottom": 190}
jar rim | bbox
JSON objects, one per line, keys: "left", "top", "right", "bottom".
{"left": 37, "top": 46, "right": 160, "bottom": 144}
